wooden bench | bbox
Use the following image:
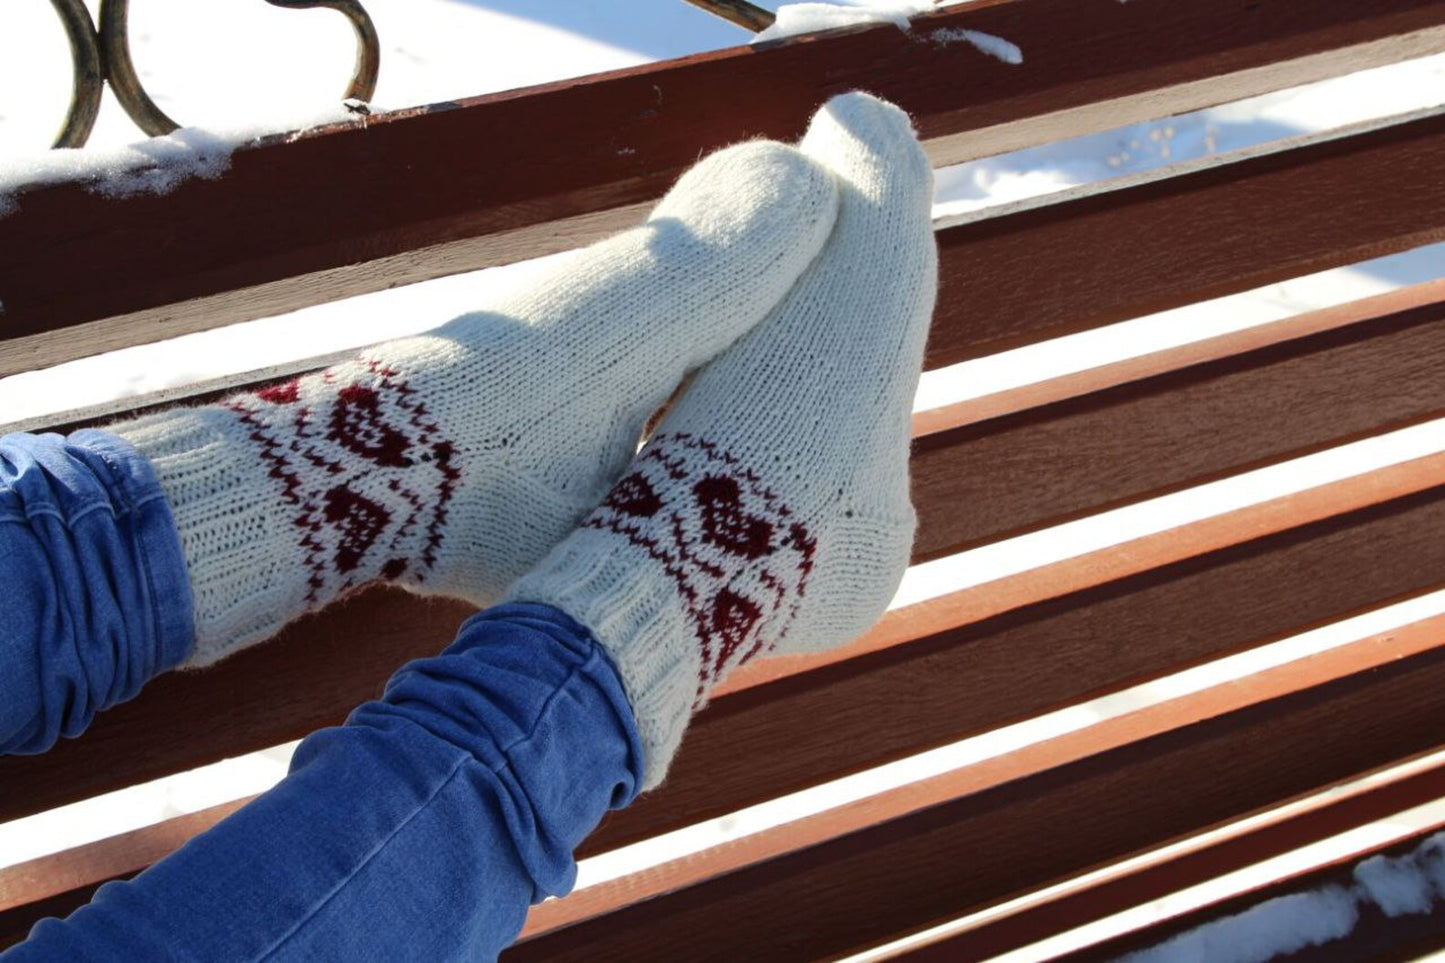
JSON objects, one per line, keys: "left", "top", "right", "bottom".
{"left": 4, "top": 0, "right": 1445, "bottom": 957}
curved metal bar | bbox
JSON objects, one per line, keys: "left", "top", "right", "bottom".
{"left": 264, "top": 0, "right": 381, "bottom": 104}
{"left": 49, "top": 0, "right": 105, "bottom": 148}
{"left": 680, "top": 0, "right": 776, "bottom": 32}
{"left": 92, "top": 0, "right": 379, "bottom": 142}
{"left": 99, "top": 0, "right": 181, "bottom": 136}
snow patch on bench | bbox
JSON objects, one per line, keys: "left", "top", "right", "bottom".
{"left": 0, "top": 103, "right": 361, "bottom": 217}
{"left": 751, "top": 1, "right": 933, "bottom": 43}
{"left": 928, "top": 27, "right": 1024, "bottom": 65}
{"left": 1125, "top": 831, "right": 1445, "bottom": 963}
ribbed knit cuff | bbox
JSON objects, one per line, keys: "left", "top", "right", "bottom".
{"left": 503, "top": 526, "right": 701, "bottom": 790}
{"left": 66, "top": 429, "right": 198, "bottom": 677}
{"left": 111, "top": 405, "right": 303, "bottom": 666}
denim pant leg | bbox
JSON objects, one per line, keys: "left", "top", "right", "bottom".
{"left": 6, "top": 603, "right": 644, "bottom": 962}
{"left": 0, "top": 430, "right": 194, "bottom": 755}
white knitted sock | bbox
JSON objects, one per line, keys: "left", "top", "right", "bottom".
{"left": 113, "top": 141, "right": 838, "bottom": 667}
{"left": 505, "top": 92, "right": 938, "bottom": 788}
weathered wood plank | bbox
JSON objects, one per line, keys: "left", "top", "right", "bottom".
{"left": 1062, "top": 824, "right": 1445, "bottom": 963}
{"left": 505, "top": 641, "right": 1445, "bottom": 961}
{"left": 578, "top": 486, "right": 1445, "bottom": 859}
{"left": 889, "top": 750, "right": 1445, "bottom": 960}
{"left": 926, "top": 109, "right": 1445, "bottom": 368}
{"left": 3, "top": 0, "right": 1443, "bottom": 375}
{"left": 912, "top": 289, "right": 1445, "bottom": 560}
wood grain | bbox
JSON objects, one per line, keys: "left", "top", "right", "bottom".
{"left": 505, "top": 643, "right": 1445, "bottom": 961}
{"left": 925, "top": 109, "right": 1445, "bottom": 369}
{"left": 1062, "top": 824, "right": 1445, "bottom": 963}
{"left": 3, "top": 413, "right": 1442, "bottom": 832}
{"left": 3, "top": 0, "right": 1443, "bottom": 375}
{"left": 574, "top": 486, "right": 1445, "bottom": 859}
{"left": 0, "top": 593, "right": 474, "bottom": 826}
{"left": 912, "top": 290, "right": 1445, "bottom": 560}
{"left": 890, "top": 749, "right": 1445, "bottom": 960}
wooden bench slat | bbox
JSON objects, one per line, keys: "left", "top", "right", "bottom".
{"left": 1060, "top": 823, "right": 1445, "bottom": 963}
{"left": 3, "top": 429, "right": 1441, "bottom": 845}
{"left": 3, "top": 0, "right": 1443, "bottom": 377}
{"left": 0, "top": 595, "right": 474, "bottom": 826}
{"left": 0, "top": 880, "right": 115, "bottom": 952}
{"left": 9, "top": 109, "right": 1444, "bottom": 436}
{"left": 505, "top": 638, "right": 1445, "bottom": 961}
{"left": 581, "top": 484, "right": 1445, "bottom": 858}
{"left": 913, "top": 283, "right": 1445, "bottom": 560}
{"left": 914, "top": 281, "right": 1445, "bottom": 437}
{"left": 926, "top": 108, "right": 1445, "bottom": 369}
{"left": 12, "top": 594, "right": 1445, "bottom": 949}
{"left": 885, "top": 748, "right": 1445, "bottom": 960}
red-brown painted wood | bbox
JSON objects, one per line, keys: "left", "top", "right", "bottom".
{"left": 579, "top": 487, "right": 1445, "bottom": 857}
{"left": 928, "top": 111, "right": 1445, "bottom": 367}
{"left": 0, "top": 592, "right": 475, "bottom": 825}
{"left": 2, "top": 0, "right": 1442, "bottom": 368}
{"left": 505, "top": 644, "right": 1445, "bottom": 961}
{"left": 912, "top": 293, "right": 1445, "bottom": 560}
{"left": 900, "top": 756, "right": 1445, "bottom": 961}
{"left": 1062, "top": 825, "right": 1445, "bottom": 963}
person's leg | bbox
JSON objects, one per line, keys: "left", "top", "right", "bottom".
{"left": 111, "top": 141, "right": 837, "bottom": 669}
{"left": 0, "top": 430, "right": 192, "bottom": 754}
{"left": 3, "top": 92, "right": 934, "bottom": 961}
{"left": 507, "top": 91, "right": 936, "bottom": 787}
{"left": 3, "top": 603, "right": 641, "bottom": 962}
{"left": 1, "top": 141, "right": 835, "bottom": 753}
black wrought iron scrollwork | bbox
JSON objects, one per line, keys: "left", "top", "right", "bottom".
{"left": 42, "top": 0, "right": 380, "bottom": 148}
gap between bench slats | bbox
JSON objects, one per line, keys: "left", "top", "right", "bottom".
{"left": 2, "top": 411, "right": 1442, "bottom": 843}
{"left": 912, "top": 287, "right": 1445, "bottom": 560}
{"left": 1, "top": 283, "right": 1441, "bottom": 823}
{"left": 879, "top": 748, "right": 1445, "bottom": 960}
{"left": 1061, "top": 823, "right": 1445, "bottom": 963}
{"left": 5, "top": 105, "right": 1443, "bottom": 444}
{"left": 503, "top": 638, "right": 1445, "bottom": 961}
{"left": 2, "top": 0, "right": 1443, "bottom": 375}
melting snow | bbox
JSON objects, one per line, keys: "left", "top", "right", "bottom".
{"left": 752, "top": 1, "right": 933, "bottom": 42}
{"left": 929, "top": 26, "right": 1024, "bottom": 64}
{"left": 0, "top": 104, "right": 360, "bottom": 217}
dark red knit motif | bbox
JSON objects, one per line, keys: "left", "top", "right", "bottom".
{"left": 224, "top": 358, "right": 459, "bottom": 602}
{"left": 585, "top": 433, "right": 815, "bottom": 698}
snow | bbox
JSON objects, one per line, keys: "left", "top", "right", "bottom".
{"left": 0, "top": 105, "right": 358, "bottom": 217}
{"left": 752, "top": 1, "right": 932, "bottom": 42}
{"left": 928, "top": 26, "right": 1024, "bottom": 64}
{"left": 1126, "top": 829, "right": 1445, "bottom": 963}
{"left": 1355, "top": 848, "right": 1436, "bottom": 916}
{"left": 3, "top": 4, "right": 1445, "bottom": 954}
{"left": 1124, "top": 887, "right": 1360, "bottom": 963}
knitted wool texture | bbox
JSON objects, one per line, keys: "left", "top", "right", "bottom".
{"left": 506, "top": 92, "right": 938, "bottom": 789}
{"left": 113, "top": 141, "right": 839, "bottom": 667}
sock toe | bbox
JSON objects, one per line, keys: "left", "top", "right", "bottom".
{"left": 648, "top": 139, "right": 839, "bottom": 252}
{"left": 800, "top": 91, "right": 933, "bottom": 199}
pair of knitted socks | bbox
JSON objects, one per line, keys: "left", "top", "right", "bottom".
{"left": 114, "top": 92, "right": 937, "bottom": 787}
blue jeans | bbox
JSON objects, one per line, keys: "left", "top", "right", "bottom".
{"left": 0, "top": 431, "right": 643, "bottom": 961}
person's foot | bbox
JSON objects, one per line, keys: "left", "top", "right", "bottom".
{"left": 506, "top": 92, "right": 938, "bottom": 788}
{"left": 112, "top": 141, "right": 839, "bottom": 666}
